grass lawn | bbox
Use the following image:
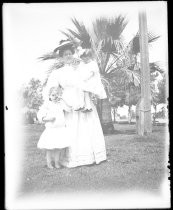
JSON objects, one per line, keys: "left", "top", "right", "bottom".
{"left": 18, "top": 123, "right": 168, "bottom": 196}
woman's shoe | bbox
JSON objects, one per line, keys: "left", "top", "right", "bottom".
{"left": 55, "top": 163, "right": 61, "bottom": 169}
{"left": 47, "top": 163, "right": 54, "bottom": 169}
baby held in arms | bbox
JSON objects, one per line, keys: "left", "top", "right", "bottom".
{"left": 60, "top": 48, "right": 106, "bottom": 112}
{"left": 76, "top": 48, "right": 107, "bottom": 112}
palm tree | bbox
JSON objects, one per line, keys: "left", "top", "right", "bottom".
{"left": 61, "top": 16, "right": 128, "bottom": 132}
{"left": 39, "top": 16, "right": 162, "bottom": 133}
{"left": 118, "top": 30, "right": 162, "bottom": 123}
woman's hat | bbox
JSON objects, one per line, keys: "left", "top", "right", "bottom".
{"left": 53, "top": 39, "right": 74, "bottom": 53}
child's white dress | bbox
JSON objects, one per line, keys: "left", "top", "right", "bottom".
{"left": 37, "top": 100, "right": 71, "bottom": 149}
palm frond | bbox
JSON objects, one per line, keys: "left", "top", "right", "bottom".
{"left": 129, "top": 34, "right": 140, "bottom": 55}
{"left": 60, "top": 31, "right": 73, "bottom": 40}
{"left": 148, "top": 32, "right": 160, "bottom": 43}
{"left": 128, "top": 31, "right": 160, "bottom": 55}
{"left": 102, "top": 38, "right": 124, "bottom": 54}
{"left": 67, "top": 29, "right": 82, "bottom": 40}
{"left": 93, "top": 15, "right": 128, "bottom": 53}
{"left": 93, "top": 17, "right": 107, "bottom": 41}
{"left": 100, "top": 74, "right": 112, "bottom": 94}
{"left": 117, "top": 67, "right": 140, "bottom": 87}
{"left": 149, "top": 62, "right": 164, "bottom": 74}
{"left": 71, "top": 18, "right": 84, "bottom": 32}
{"left": 107, "top": 15, "right": 128, "bottom": 39}
{"left": 62, "top": 18, "right": 92, "bottom": 49}
{"left": 38, "top": 52, "right": 59, "bottom": 61}
{"left": 60, "top": 31, "right": 80, "bottom": 48}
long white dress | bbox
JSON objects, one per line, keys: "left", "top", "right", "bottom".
{"left": 37, "top": 100, "right": 71, "bottom": 149}
{"left": 43, "top": 63, "right": 107, "bottom": 167}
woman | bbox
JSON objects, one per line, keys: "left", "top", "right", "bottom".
{"left": 43, "top": 40, "right": 107, "bottom": 168}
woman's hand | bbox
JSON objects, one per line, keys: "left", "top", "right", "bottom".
{"left": 42, "top": 116, "right": 56, "bottom": 122}
{"left": 91, "top": 94, "right": 98, "bottom": 105}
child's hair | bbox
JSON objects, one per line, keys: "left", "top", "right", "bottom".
{"left": 49, "top": 85, "right": 63, "bottom": 101}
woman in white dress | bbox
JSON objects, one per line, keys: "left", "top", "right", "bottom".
{"left": 43, "top": 40, "right": 107, "bottom": 168}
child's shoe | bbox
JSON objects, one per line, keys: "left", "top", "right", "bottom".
{"left": 55, "top": 163, "right": 61, "bottom": 169}
{"left": 47, "top": 163, "right": 54, "bottom": 169}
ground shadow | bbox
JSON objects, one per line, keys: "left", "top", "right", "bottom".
{"left": 112, "top": 129, "right": 136, "bottom": 135}
{"left": 104, "top": 122, "right": 167, "bottom": 136}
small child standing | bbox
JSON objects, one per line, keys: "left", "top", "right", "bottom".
{"left": 37, "top": 86, "right": 72, "bottom": 169}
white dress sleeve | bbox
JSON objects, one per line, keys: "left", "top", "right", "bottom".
{"left": 76, "top": 61, "right": 107, "bottom": 99}
{"left": 60, "top": 100, "right": 72, "bottom": 112}
{"left": 88, "top": 61, "right": 99, "bottom": 73}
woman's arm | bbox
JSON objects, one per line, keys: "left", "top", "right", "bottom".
{"left": 60, "top": 99, "right": 72, "bottom": 112}
{"left": 37, "top": 103, "right": 56, "bottom": 122}
{"left": 42, "top": 116, "right": 56, "bottom": 122}
{"left": 83, "top": 71, "right": 95, "bottom": 82}
{"left": 37, "top": 105, "right": 48, "bottom": 122}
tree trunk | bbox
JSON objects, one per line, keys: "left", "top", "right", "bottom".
{"left": 136, "top": 98, "right": 144, "bottom": 135}
{"left": 103, "top": 53, "right": 110, "bottom": 72}
{"left": 127, "top": 85, "right": 132, "bottom": 124}
{"left": 136, "top": 100, "right": 140, "bottom": 133}
{"left": 153, "top": 104, "right": 157, "bottom": 124}
{"left": 112, "top": 107, "right": 117, "bottom": 123}
{"left": 97, "top": 98, "right": 114, "bottom": 134}
{"left": 139, "top": 10, "right": 152, "bottom": 135}
{"left": 128, "top": 105, "right": 132, "bottom": 124}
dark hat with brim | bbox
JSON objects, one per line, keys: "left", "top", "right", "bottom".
{"left": 53, "top": 40, "right": 74, "bottom": 53}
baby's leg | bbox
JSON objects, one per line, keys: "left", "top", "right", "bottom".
{"left": 46, "top": 150, "right": 54, "bottom": 169}
{"left": 54, "top": 149, "right": 61, "bottom": 168}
